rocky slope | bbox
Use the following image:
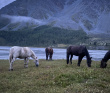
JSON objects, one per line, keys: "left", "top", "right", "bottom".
{"left": 0, "top": 0, "right": 110, "bottom": 34}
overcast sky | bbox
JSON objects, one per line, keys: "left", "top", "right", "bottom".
{"left": 0, "top": 0, "right": 16, "bottom": 9}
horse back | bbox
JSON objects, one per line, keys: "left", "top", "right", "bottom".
{"left": 45, "top": 47, "right": 53, "bottom": 54}
{"left": 9, "top": 46, "right": 32, "bottom": 58}
{"left": 49, "top": 48, "right": 53, "bottom": 54}
{"left": 103, "top": 50, "right": 110, "bottom": 61}
{"left": 22, "top": 47, "right": 31, "bottom": 54}
{"left": 67, "top": 45, "right": 86, "bottom": 56}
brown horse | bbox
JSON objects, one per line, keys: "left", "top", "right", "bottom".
{"left": 67, "top": 45, "right": 92, "bottom": 67}
{"left": 100, "top": 50, "right": 110, "bottom": 68}
{"left": 45, "top": 47, "right": 53, "bottom": 60}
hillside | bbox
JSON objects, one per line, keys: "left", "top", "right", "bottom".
{"left": 0, "top": 25, "right": 88, "bottom": 47}
{"left": 0, "top": 0, "right": 110, "bottom": 34}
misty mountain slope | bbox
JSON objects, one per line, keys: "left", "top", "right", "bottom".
{"left": 0, "top": 0, "right": 110, "bottom": 34}
{"left": 0, "top": 0, "right": 65, "bottom": 19}
{"left": 59, "top": 0, "right": 110, "bottom": 33}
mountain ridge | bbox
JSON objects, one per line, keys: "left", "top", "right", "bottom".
{"left": 0, "top": 0, "right": 110, "bottom": 34}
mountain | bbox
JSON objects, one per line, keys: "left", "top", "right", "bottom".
{"left": 0, "top": 0, "right": 16, "bottom": 9}
{"left": 0, "top": 0, "right": 110, "bottom": 34}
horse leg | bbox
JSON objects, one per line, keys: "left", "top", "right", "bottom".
{"left": 24, "top": 58, "right": 29, "bottom": 68}
{"left": 77, "top": 56, "right": 83, "bottom": 66}
{"left": 49, "top": 54, "right": 51, "bottom": 60}
{"left": 67, "top": 53, "right": 70, "bottom": 64}
{"left": 46, "top": 53, "right": 48, "bottom": 60}
{"left": 51, "top": 55, "right": 53, "bottom": 60}
{"left": 70, "top": 54, "right": 73, "bottom": 64}
{"left": 9, "top": 57, "right": 15, "bottom": 71}
{"left": 50, "top": 54, "right": 52, "bottom": 60}
{"left": 9, "top": 62, "right": 13, "bottom": 71}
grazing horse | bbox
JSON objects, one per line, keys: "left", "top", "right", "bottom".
{"left": 45, "top": 47, "right": 53, "bottom": 60}
{"left": 67, "top": 45, "right": 92, "bottom": 67}
{"left": 100, "top": 50, "right": 110, "bottom": 68}
{"left": 9, "top": 46, "right": 39, "bottom": 71}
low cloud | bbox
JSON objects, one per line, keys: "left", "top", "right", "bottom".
{"left": 1, "top": 14, "right": 46, "bottom": 25}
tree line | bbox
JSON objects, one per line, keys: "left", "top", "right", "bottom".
{"left": 0, "top": 25, "right": 88, "bottom": 47}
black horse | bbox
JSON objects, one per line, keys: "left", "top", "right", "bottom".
{"left": 45, "top": 47, "right": 53, "bottom": 60}
{"left": 100, "top": 50, "right": 110, "bottom": 68}
{"left": 67, "top": 45, "right": 92, "bottom": 67}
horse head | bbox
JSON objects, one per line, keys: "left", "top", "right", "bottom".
{"left": 87, "top": 57, "right": 92, "bottom": 67}
{"left": 100, "top": 59, "right": 107, "bottom": 68}
{"left": 34, "top": 57, "right": 39, "bottom": 67}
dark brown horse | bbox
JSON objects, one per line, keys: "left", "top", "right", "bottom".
{"left": 67, "top": 45, "right": 92, "bottom": 67}
{"left": 45, "top": 47, "right": 53, "bottom": 60}
{"left": 100, "top": 50, "right": 110, "bottom": 68}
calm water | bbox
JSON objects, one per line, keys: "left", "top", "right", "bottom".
{"left": 0, "top": 46, "right": 108, "bottom": 61}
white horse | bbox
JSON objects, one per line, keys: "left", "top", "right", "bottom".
{"left": 9, "top": 46, "right": 39, "bottom": 71}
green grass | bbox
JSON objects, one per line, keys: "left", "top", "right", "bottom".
{"left": 0, "top": 59, "right": 110, "bottom": 93}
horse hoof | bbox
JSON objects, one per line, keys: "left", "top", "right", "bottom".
{"left": 9, "top": 69, "right": 13, "bottom": 71}
{"left": 36, "top": 65, "right": 39, "bottom": 67}
{"left": 77, "top": 64, "right": 80, "bottom": 66}
{"left": 24, "top": 66, "right": 28, "bottom": 68}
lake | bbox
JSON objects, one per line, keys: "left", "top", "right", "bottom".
{"left": 0, "top": 46, "right": 108, "bottom": 61}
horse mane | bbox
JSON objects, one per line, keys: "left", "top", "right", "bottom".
{"left": 84, "top": 46, "right": 90, "bottom": 59}
{"left": 30, "top": 49, "right": 37, "bottom": 59}
{"left": 102, "top": 51, "right": 110, "bottom": 62}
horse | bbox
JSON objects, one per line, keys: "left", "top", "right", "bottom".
{"left": 100, "top": 50, "right": 110, "bottom": 68}
{"left": 45, "top": 47, "right": 53, "bottom": 60}
{"left": 67, "top": 45, "right": 92, "bottom": 67}
{"left": 9, "top": 46, "right": 39, "bottom": 71}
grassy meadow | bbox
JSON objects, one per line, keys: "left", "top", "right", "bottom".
{"left": 0, "top": 59, "right": 110, "bottom": 93}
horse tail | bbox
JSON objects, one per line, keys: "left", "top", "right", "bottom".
{"left": 9, "top": 48, "right": 13, "bottom": 63}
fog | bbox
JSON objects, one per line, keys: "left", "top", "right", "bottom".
{"left": 2, "top": 14, "right": 46, "bottom": 25}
